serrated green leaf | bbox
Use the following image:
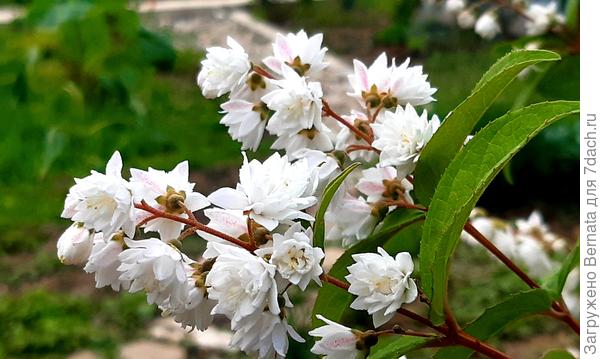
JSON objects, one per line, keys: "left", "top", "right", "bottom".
{"left": 543, "top": 242, "right": 580, "bottom": 299}
{"left": 313, "top": 162, "right": 361, "bottom": 250}
{"left": 419, "top": 101, "right": 579, "bottom": 324}
{"left": 312, "top": 210, "right": 424, "bottom": 327}
{"left": 370, "top": 335, "right": 430, "bottom": 359}
{"left": 414, "top": 50, "right": 561, "bottom": 204}
{"left": 434, "top": 289, "right": 553, "bottom": 359}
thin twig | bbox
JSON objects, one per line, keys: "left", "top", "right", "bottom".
{"left": 322, "top": 100, "right": 373, "bottom": 144}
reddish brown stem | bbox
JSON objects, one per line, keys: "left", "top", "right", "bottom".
{"left": 252, "top": 64, "right": 275, "bottom": 79}
{"left": 134, "top": 201, "right": 255, "bottom": 251}
{"left": 346, "top": 144, "right": 380, "bottom": 154}
{"left": 320, "top": 273, "right": 350, "bottom": 290}
{"left": 322, "top": 100, "right": 373, "bottom": 144}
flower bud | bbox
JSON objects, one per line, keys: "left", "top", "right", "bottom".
{"left": 57, "top": 223, "right": 94, "bottom": 265}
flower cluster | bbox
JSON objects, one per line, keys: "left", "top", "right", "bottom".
{"left": 443, "top": 0, "right": 565, "bottom": 40}
{"left": 55, "top": 28, "right": 578, "bottom": 358}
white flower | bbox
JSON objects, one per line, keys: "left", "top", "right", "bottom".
{"left": 348, "top": 53, "right": 436, "bottom": 108}
{"left": 514, "top": 211, "right": 565, "bottom": 252}
{"left": 208, "top": 152, "right": 318, "bottom": 230}
{"left": 205, "top": 242, "right": 279, "bottom": 326}
{"left": 118, "top": 238, "right": 191, "bottom": 309}
{"left": 514, "top": 235, "right": 555, "bottom": 278}
{"left": 371, "top": 104, "right": 440, "bottom": 177}
{"left": 445, "top": 0, "right": 465, "bottom": 13}
{"left": 61, "top": 151, "right": 136, "bottom": 237}
{"left": 525, "top": 2, "right": 561, "bottom": 36}
{"left": 271, "top": 125, "right": 334, "bottom": 157}
{"left": 130, "top": 161, "right": 210, "bottom": 241}
{"left": 355, "top": 167, "right": 413, "bottom": 204}
{"left": 325, "top": 194, "right": 379, "bottom": 247}
{"left": 263, "top": 30, "right": 328, "bottom": 76}
{"left": 57, "top": 223, "right": 93, "bottom": 265}
{"left": 263, "top": 65, "right": 324, "bottom": 137}
{"left": 84, "top": 232, "right": 130, "bottom": 291}
{"left": 268, "top": 223, "right": 324, "bottom": 290}
{"left": 197, "top": 36, "right": 251, "bottom": 98}
{"left": 475, "top": 11, "right": 501, "bottom": 40}
{"left": 388, "top": 58, "right": 437, "bottom": 107}
{"left": 161, "top": 263, "right": 216, "bottom": 331}
{"left": 220, "top": 99, "right": 268, "bottom": 151}
{"left": 457, "top": 9, "right": 476, "bottom": 29}
{"left": 346, "top": 247, "right": 418, "bottom": 327}
{"left": 309, "top": 315, "right": 361, "bottom": 359}
{"left": 230, "top": 311, "right": 305, "bottom": 358}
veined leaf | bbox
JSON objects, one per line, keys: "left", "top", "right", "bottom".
{"left": 370, "top": 335, "right": 431, "bottom": 359}
{"left": 414, "top": 50, "right": 561, "bottom": 204}
{"left": 419, "top": 101, "right": 579, "bottom": 323}
{"left": 312, "top": 210, "right": 424, "bottom": 327}
{"left": 543, "top": 242, "right": 580, "bottom": 300}
{"left": 434, "top": 289, "right": 553, "bottom": 358}
{"left": 312, "top": 162, "right": 361, "bottom": 250}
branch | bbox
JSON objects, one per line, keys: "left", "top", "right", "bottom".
{"left": 134, "top": 201, "right": 255, "bottom": 251}
{"left": 322, "top": 100, "right": 373, "bottom": 144}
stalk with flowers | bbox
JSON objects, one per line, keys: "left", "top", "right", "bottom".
{"left": 56, "top": 29, "right": 579, "bottom": 358}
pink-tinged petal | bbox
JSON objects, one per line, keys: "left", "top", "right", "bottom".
{"left": 263, "top": 56, "right": 283, "bottom": 74}
{"left": 275, "top": 33, "right": 293, "bottom": 61}
{"left": 353, "top": 59, "right": 369, "bottom": 91}
{"left": 105, "top": 151, "right": 123, "bottom": 177}
{"left": 207, "top": 187, "right": 249, "bottom": 210}
{"left": 221, "top": 99, "right": 253, "bottom": 112}
{"left": 355, "top": 181, "right": 385, "bottom": 196}
{"left": 226, "top": 36, "right": 244, "bottom": 52}
{"left": 130, "top": 168, "right": 164, "bottom": 196}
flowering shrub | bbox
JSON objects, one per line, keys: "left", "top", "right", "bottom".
{"left": 57, "top": 30, "right": 579, "bottom": 358}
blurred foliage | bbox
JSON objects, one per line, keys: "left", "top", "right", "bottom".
{"left": 0, "top": 290, "right": 155, "bottom": 358}
{"left": 0, "top": 0, "right": 244, "bottom": 256}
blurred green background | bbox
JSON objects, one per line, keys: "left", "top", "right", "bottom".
{"left": 0, "top": 0, "right": 579, "bottom": 358}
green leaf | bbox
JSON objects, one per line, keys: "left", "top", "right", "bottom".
{"left": 312, "top": 162, "right": 361, "bottom": 250}
{"left": 419, "top": 101, "right": 579, "bottom": 323}
{"left": 543, "top": 349, "right": 576, "bottom": 359}
{"left": 543, "top": 242, "right": 580, "bottom": 299}
{"left": 370, "top": 335, "right": 430, "bottom": 359}
{"left": 312, "top": 210, "right": 424, "bottom": 327}
{"left": 414, "top": 50, "right": 561, "bottom": 204}
{"left": 565, "top": 0, "right": 580, "bottom": 31}
{"left": 434, "top": 289, "right": 553, "bottom": 359}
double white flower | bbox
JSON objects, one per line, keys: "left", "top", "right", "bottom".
{"left": 197, "top": 36, "right": 251, "bottom": 98}
{"left": 263, "top": 65, "right": 324, "bottom": 138}
{"left": 61, "top": 151, "right": 136, "bottom": 237}
{"left": 263, "top": 30, "right": 328, "bottom": 76}
{"left": 259, "top": 223, "right": 325, "bottom": 290}
{"left": 84, "top": 232, "right": 130, "bottom": 291}
{"left": 348, "top": 52, "right": 436, "bottom": 108}
{"left": 346, "top": 247, "right": 418, "bottom": 327}
{"left": 372, "top": 104, "right": 440, "bottom": 177}
{"left": 118, "top": 238, "right": 191, "bottom": 310}
{"left": 208, "top": 152, "right": 318, "bottom": 230}
{"left": 205, "top": 242, "right": 279, "bottom": 326}
{"left": 130, "top": 161, "right": 210, "bottom": 241}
